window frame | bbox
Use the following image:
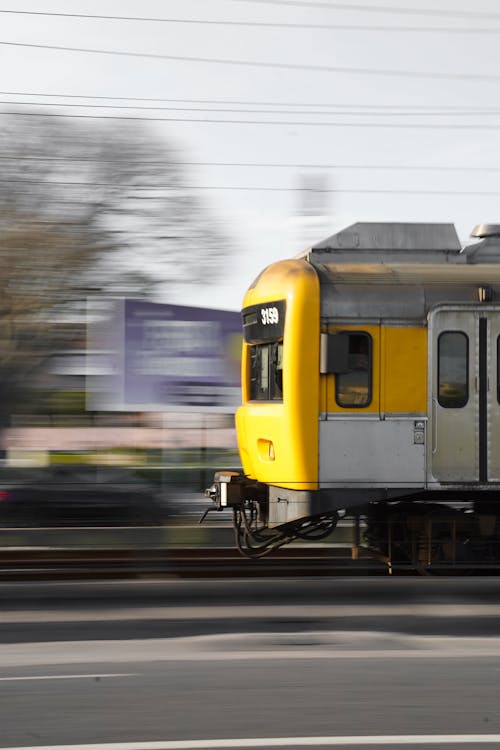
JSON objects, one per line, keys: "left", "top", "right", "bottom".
{"left": 437, "top": 330, "right": 469, "bottom": 409}
{"left": 249, "top": 340, "right": 284, "bottom": 402}
{"left": 334, "top": 331, "right": 373, "bottom": 409}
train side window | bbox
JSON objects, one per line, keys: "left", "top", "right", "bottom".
{"left": 335, "top": 332, "right": 372, "bottom": 408}
{"left": 249, "top": 341, "right": 283, "bottom": 401}
{"left": 438, "top": 331, "right": 468, "bottom": 408}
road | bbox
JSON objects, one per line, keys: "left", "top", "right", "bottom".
{"left": 2, "top": 578, "right": 500, "bottom": 749}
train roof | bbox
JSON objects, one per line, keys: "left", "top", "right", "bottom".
{"left": 299, "top": 221, "right": 500, "bottom": 272}
{"left": 310, "top": 222, "right": 462, "bottom": 259}
{"left": 297, "top": 222, "right": 500, "bottom": 319}
{"left": 301, "top": 221, "right": 500, "bottom": 265}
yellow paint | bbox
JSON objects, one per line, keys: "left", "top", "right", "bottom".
{"left": 381, "top": 326, "right": 427, "bottom": 413}
{"left": 236, "top": 259, "right": 320, "bottom": 490}
{"left": 319, "top": 324, "right": 427, "bottom": 415}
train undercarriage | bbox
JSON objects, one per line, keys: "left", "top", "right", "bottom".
{"left": 364, "top": 500, "right": 500, "bottom": 571}
{"left": 204, "top": 472, "right": 500, "bottom": 568}
{"left": 204, "top": 472, "right": 339, "bottom": 558}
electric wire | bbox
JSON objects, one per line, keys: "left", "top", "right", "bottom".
{"left": 4, "top": 2, "right": 500, "bottom": 21}
{"left": 2, "top": 99, "right": 500, "bottom": 117}
{"left": 1, "top": 40, "right": 499, "bottom": 82}
{"left": 2, "top": 91, "right": 499, "bottom": 110}
{"left": 2, "top": 177, "right": 500, "bottom": 195}
{"left": 0, "top": 8, "right": 498, "bottom": 34}
{"left": 1, "top": 154, "right": 500, "bottom": 172}
{"left": 2, "top": 110, "right": 500, "bottom": 128}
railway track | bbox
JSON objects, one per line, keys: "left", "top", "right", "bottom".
{"left": 2, "top": 547, "right": 500, "bottom": 579}
{"left": 0, "top": 547, "right": 389, "bottom": 580}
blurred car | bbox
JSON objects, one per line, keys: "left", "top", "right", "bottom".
{"left": 0, "top": 466, "right": 164, "bottom": 527}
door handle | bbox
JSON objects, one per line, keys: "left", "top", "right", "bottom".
{"left": 432, "top": 397, "right": 438, "bottom": 455}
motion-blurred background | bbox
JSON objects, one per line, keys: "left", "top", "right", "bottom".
{"left": 1, "top": 0, "right": 499, "bottom": 547}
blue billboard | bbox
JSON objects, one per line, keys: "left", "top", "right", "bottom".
{"left": 88, "top": 299, "right": 242, "bottom": 412}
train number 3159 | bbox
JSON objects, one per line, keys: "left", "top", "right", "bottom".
{"left": 261, "top": 307, "right": 279, "bottom": 325}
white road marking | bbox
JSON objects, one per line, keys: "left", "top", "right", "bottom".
{"left": 2, "top": 735, "right": 500, "bottom": 748}
{"left": 0, "top": 672, "right": 138, "bottom": 682}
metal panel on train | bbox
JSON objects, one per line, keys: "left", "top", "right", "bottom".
{"left": 319, "top": 417, "right": 425, "bottom": 487}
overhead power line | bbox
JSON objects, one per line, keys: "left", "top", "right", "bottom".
{"left": 2, "top": 177, "right": 500, "bottom": 196}
{"left": 4, "top": 99, "right": 500, "bottom": 117}
{"left": 0, "top": 8, "right": 498, "bottom": 34}
{"left": 235, "top": 0, "right": 500, "bottom": 20}
{"left": 4, "top": 2, "right": 500, "bottom": 21}
{"left": 2, "top": 154, "right": 500, "bottom": 172}
{"left": 3, "top": 110, "right": 500, "bottom": 129}
{"left": 1, "top": 40, "right": 500, "bottom": 82}
{"left": 2, "top": 91, "right": 499, "bottom": 110}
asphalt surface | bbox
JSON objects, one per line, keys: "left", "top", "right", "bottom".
{"left": 3, "top": 577, "right": 500, "bottom": 640}
{"left": 2, "top": 578, "right": 500, "bottom": 749}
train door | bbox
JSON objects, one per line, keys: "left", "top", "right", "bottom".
{"left": 429, "top": 308, "right": 500, "bottom": 483}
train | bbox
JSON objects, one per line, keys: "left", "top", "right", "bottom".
{"left": 205, "top": 221, "right": 500, "bottom": 564}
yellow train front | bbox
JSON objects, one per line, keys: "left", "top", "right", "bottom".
{"left": 206, "top": 221, "right": 500, "bottom": 560}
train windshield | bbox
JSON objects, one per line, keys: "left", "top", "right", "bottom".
{"left": 249, "top": 341, "right": 283, "bottom": 401}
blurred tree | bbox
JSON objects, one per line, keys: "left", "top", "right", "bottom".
{"left": 0, "top": 113, "right": 225, "bottom": 295}
{"left": 0, "top": 113, "right": 228, "bottom": 430}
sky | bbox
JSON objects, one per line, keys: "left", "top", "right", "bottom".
{"left": 3, "top": 0, "right": 500, "bottom": 310}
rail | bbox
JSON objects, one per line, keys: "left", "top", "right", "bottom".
{"left": 1, "top": 512, "right": 500, "bottom": 578}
